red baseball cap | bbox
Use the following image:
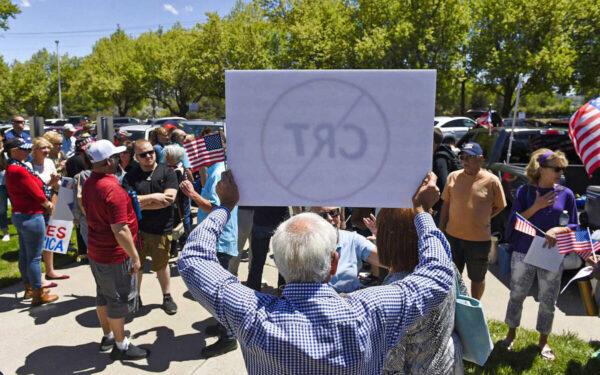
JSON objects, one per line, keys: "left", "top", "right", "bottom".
{"left": 163, "top": 122, "right": 178, "bottom": 132}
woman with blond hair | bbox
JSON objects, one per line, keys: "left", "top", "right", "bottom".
{"left": 501, "top": 148, "right": 577, "bottom": 360}
{"left": 28, "top": 137, "right": 69, "bottom": 281}
{"left": 43, "top": 131, "right": 67, "bottom": 175}
{"left": 377, "top": 208, "right": 464, "bottom": 374}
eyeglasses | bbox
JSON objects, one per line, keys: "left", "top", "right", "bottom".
{"left": 542, "top": 165, "right": 565, "bottom": 173}
{"left": 13, "top": 121, "right": 24, "bottom": 124}
{"left": 318, "top": 209, "right": 340, "bottom": 219}
{"left": 136, "top": 150, "right": 155, "bottom": 158}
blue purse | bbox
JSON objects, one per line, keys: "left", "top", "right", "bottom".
{"left": 454, "top": 274, "right": 493, "bottom": 366}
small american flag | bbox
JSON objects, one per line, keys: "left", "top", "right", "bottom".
{"left": 514, "top": 213, "right": 537, "bottom": 237}
{"left": 476, "top": 110, "right": 493, "bottom": 129}
{"left": 183, "top": 133, "right": 226, "bottom": 172}
{"left": 556, "top": 230, "right": 600, "bottom": 260}
{"left": 568, "top": 97, "right": 600, "bottom": 176}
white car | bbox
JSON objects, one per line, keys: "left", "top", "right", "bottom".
{"left": 117, "top": 125, "right": 159, "bottom": 141}
{"left": 434, "top": 116, "right": 477, "bottom": 143}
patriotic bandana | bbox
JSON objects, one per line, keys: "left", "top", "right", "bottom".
{"left": 8, "top": 158, "right": 53, "bottom": 200}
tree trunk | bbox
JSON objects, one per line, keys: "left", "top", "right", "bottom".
{"left": 501, "top": 81, "right": 515, "bottom": 117}
{"left": 460, "top": 79, "right": 466, "bottom": 115}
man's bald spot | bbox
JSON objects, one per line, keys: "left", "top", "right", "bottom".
{"left": 134, "top": 139, "right": 152, "bottom": 151}
{"left": 12, "top": 116, "right": 25, "bottom": 122}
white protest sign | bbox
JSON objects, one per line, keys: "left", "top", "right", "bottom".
{"left": 44, "top": 177, "right": 75, "bottom": 254}
{"left": 43, "top": 219, "right": 73, "bottom": 254}
{"left": 225, "top": 70, "right": 436, "bottom": 207}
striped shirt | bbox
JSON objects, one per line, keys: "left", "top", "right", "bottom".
{"left": 178, "top": 208, "right": 453, "bottom": 375}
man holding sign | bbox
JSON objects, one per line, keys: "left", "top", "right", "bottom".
{"left": 83, "top": 140, "right": 148, "bottom": 361}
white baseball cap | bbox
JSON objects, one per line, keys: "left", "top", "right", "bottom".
{"left": 86, "top": 139, "right": 126, "bottom": 163}
{"left": 63, "top": 123, "right": 77, "bottom": 132}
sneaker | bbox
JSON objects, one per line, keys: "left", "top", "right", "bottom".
{"left": 162, "top": 295, "right": 178, "bottom": 315}
{"left": 2, "top": 233, "right": 9, "bottom": 242}
{"left": 110, "top": 343, "right": 149, "bottom": 361}
{"left": 204, "top": 324, "right": 225, "bottom": 337}
{"left": 239, "top": 250, "right": 250, "bottom": 262}
{"left": 100, "top": 331, "right": 130, "bottom": 352}
{"left": 201, "top": 337, "right": 238, "bottom": 358}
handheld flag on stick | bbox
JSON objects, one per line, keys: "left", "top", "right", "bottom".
{"left": 514, "top": 213, "right": 543, "bottom": 236}
{"left": 184, "top": 133, "right": 226, "bottom": 172}
{"left": 556, "top": 230, "right": 600, "bottom": 260}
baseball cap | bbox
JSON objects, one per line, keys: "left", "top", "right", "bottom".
{"left": 86, "top": 139, "right": 126, "bottom": 163}
{"left": 459, "top": 142, "right": 483, "bottom": 157}
{"left": 163, "top": 122, "right": 178, "bottom": 132}
{"left": 63, "top": 123, "right": 76, "bottom": 132}
{"left": 75, "top": 136, "right": 95, "bottom": 151}
{"left": 5, "top": 137, "right": 33, "bottom": 151}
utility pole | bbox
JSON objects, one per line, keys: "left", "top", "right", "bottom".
{"left": 55, "top": 40, "right": 63, "bottom": 119}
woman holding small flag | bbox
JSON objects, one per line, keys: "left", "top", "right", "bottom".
{"left": 501, "top": 148, "right": 577, "bottom": 361}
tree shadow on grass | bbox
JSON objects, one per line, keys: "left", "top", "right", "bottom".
{"left": 16, "top": 342, "right": 111, "bottom": 375}
{"left": 1, "top": 249, "right": 18, "bottom": 262}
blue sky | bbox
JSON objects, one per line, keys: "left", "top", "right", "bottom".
{"left": 0, "top": 0, "right": 238, "bottom": 63}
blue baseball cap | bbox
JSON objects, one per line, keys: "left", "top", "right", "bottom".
{"left": 459, "top": 142, "right": 483, "bottom": 157}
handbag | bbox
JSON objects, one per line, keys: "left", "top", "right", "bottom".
{"left": 454, "top": 273, "right": 493, "bottom": 366}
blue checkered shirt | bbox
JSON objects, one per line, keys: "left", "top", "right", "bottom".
{"left": 178, "top": 208, "right": 453, "bottom": 375}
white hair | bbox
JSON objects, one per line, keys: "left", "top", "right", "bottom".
{"left": 163, "top": 144, "right": 184, "bottom": 164}
{"left": 271, "top": 212, "right": 337, "bottom": 283}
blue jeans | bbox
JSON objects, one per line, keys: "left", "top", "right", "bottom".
{"left": 13, "top": 213, "right": 45, "bottom": 289}
{"left": 0, "top": 185, "right": 9, "bottom": 230}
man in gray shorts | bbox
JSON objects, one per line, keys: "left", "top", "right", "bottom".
{"left": 82, "top": 140, "right": 149, "bottom": 361}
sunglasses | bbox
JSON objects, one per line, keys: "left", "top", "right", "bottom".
{"left": 136, "top": 150, "right": 155, "bottom": 158}
{"left": 542, "top": 165, "right": 565, "bottom": 173}
{"left": 318, "top": 209, "right": 340, "bottom": 219}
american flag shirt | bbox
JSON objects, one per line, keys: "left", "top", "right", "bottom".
{"left": 178, "top": 208, "right": 453, "bottom": 375}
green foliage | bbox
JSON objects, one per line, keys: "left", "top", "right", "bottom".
{"left": 568, "top": 0, "right": 600, "bottom": 99}
{"left": 469, "top": 0, "right": 576, "bottom": 116}
{"left": 0, "top": 0, "right": 19, "bottom": 30}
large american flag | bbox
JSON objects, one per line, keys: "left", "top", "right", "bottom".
{"left": 568, "top": 97, "right": 600, "bottom": 176}
{"left": 556, "top": 230, "right": 600, "bottom": 260}
{"left": 183, "top": 133, "right": 226, "bottom": 172}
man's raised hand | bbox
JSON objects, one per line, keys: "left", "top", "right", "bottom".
{"left": 412, "top": 172, "right": 440, "bottom": 213}
{"left": 216, "top": 170, "right": 239, "bottom": 211}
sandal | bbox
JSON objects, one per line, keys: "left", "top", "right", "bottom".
{"left": 42, "top": 282, "right": 58, "bottom": 288}
{"left": 540, "top": 346, "right": 556, "bottom": 361}
{"left": 45, "top": 274, "right": 70, "bottom": 280}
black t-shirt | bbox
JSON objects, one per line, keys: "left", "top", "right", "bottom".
{"left": 252, "top": 206, "right": 289, "bottom": 228}
{"left": 66, "top": 153, "right": 87, "bottom": 178}
{"left": 123, "top": 164, "right": 179, "bottom": 234}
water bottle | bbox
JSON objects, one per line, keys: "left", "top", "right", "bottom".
{"left": 559, "top": 210, "right": 569, "bottom": 226}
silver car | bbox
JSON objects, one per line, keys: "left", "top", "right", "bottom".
{"left": 434, "top": 116, "right": 476, "bottom": 143}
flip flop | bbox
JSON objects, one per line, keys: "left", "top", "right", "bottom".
{"left": 42, "top": 282, "right": 58, "bottom": 288}
{"left": 541, "top": 346, "right": 556, "bottom": 361}
{"left": 499, "top": 338, "right": 514, "bottom": 351}
{"left": 45, "top": 274, "right": 70, "bottom": 280}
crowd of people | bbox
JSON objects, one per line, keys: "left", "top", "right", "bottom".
{"left": 1, "top": 113, "right": 595, "bottom": 371}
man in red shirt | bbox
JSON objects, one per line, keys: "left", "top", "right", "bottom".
{"left": 82, "top": 140, "right": 148, "bottom": 361}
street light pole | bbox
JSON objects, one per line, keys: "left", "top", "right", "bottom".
{"left": 55, "top": 40, "right": 63, "bottom": 119}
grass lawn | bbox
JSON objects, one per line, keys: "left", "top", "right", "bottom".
{"left": 0, "top": 212, "right": 77, "bottom": 288}
{"left": 466, "top": 320, "right": 600, "bottom": 374}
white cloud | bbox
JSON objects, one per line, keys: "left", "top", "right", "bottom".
{"left": 163, "top": 3, "right": 178, "bottom": 15}
{"left": 185, "top": 5, "right": 193, "bottom": 12}
{"left": 20, "top": 0, "right": 31, "bottom": 7}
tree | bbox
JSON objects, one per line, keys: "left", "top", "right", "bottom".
{"left": 569, "top": 0, "right": 600, "bottom": 99}
{"left": 0, "top": 0, "right": 19, "bottom": 30}
{"left": 469, "top": 0, "right": 575, "bottom": 116}
{"left": 0, "top": 55, "right": 12, "bottom": 117}
{"left": 8, "top": 49, "right": 56, "bottom": 117}
{"left": 74, "top": 29, "right": 146, "bottom": 116}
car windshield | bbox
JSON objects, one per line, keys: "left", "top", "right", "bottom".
{"left": 127, "top": 130, "right": 147, "bottom": 141}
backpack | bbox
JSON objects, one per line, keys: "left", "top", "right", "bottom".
{"left": 435, "top": 145, "right": 461, "bottom": 173}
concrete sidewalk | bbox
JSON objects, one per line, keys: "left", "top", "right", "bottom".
{"left": 1, "top": 252, "right": 598, "bottom": 374}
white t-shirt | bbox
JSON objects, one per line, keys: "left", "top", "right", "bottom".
{"left": 27, "top": 158, "right": 57, "bottom": 184}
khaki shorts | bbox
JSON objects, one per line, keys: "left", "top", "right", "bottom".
{"left": 139, "top": 232, "right": 172, "bottom": 271}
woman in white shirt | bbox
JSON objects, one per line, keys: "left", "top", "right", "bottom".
{"left": 28, "top": 137, "right": 68, "bottom": 281}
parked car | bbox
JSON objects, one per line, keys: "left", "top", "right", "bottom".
{"left": 45, "top": 118, "right": 68, "bottom": 127}
{"left": 457, "top": 127, "right": 600, "bottom": 238}
{"left": 117, "top": 125, "right": 159, "bottom": 142}
{"left": 147, "top": 117, "right": 187, "bottom": 126}
{"left": 181, "top": 119, "right": 226, "bottom": 138}
{"left": 434, "top": 116, "right": 476, "bottom": 142}
{"left": 113, "top": 117, "right": 142, "bottom": 127}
